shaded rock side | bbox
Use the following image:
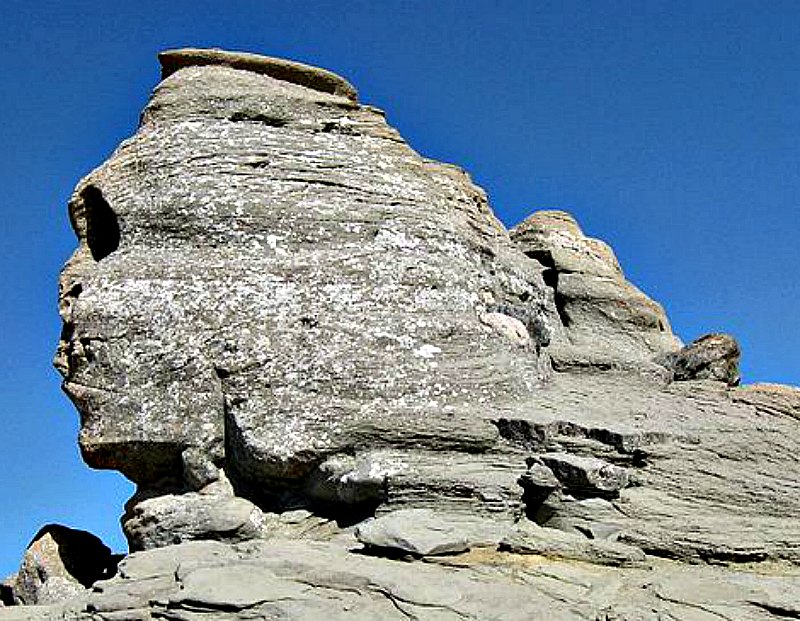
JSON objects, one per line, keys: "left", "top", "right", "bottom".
{"left": 511, "top": 210, "right": 681, "bottom": 371}
{"left": 7, "top": 525, "right": 115, "bottom": 606}
{"left": 664, "top": 333, "right": 742, "bottom": 385}
{"left": 54, "top": 48, "right": 554, "bottom": 524}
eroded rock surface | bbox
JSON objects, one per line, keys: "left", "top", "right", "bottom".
{"left": 54, "top": 48, "right": 553, "bottom": 525}
{"left": 4, "top": 48, "right": 799, "bottom": 619}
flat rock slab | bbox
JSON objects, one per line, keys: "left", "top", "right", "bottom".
{"left": 355, "top": 508, "right": 509, "bottom": 557}
{"left": 4, "top": 538, "right": 800, "bottom": 620}
{"left": 500, "top": 521, "right": 646, "bottom": 567}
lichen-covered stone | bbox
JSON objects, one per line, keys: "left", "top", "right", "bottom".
{"left": 666, "top": 333, "right": 741, "bottom": 385}
{"left": 55, "top": 48, "right": 553, "bottom": 518}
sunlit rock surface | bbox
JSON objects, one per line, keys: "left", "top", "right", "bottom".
{"left": 5, "top": 49, "right": 798, "bottom": 620}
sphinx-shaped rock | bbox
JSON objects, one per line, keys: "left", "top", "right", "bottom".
{"left": 55, "top": 48, "right": 554, "bottom": 533}
{"left": 6, "top": 47, "right": 799, "bottom": 621}
{"left": 511, "top": 210, "right": 681, "bottom": 372}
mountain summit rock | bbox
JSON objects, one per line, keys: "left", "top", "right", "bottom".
{"left": 4, "top": 49, "right": 799, "bottom": 620}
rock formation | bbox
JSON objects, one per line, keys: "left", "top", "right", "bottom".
{"left": 3, "top": 48, "right": 800, "bottom": 620}
{"left": 3, "top": 526, "right": 116, "bottom": 607}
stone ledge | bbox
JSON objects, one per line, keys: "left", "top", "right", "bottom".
{"left": 158, "top": 48, "right": 358, "bottom": 101}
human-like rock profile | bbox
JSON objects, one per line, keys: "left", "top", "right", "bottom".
{"left": 55, "top": 47, "right": 568, "bottom": 533}
{"left": 18, "top": 48, "right": 797, "bottom": 621}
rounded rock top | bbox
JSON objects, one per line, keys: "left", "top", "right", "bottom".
{"left": 512, "top": 210, "right": 584, "bottom": 238}
{"left": 158, "top": 47, "right": 359, "bottom": 101}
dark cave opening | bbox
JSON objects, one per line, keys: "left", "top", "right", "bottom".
{"left": 81, "top": 186, "right": 120, "bottom": 261}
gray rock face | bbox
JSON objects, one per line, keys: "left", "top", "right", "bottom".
{"left": 54, "top": 48, "right": 552, "bottom": 518}
{"left": 500, "top": 520, "right": 646, "bottom": 567}
{"left": 4, "top": 538, "right": 799, "bottom": 621}
{"left": 733, "top": 382, "right": 800, "bottom": 420}
{"left": 3, "top": 48, "right": 796, "bottom": 619}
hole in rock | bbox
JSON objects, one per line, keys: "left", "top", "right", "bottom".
{"left": 81, "top": 186, "right": 120, "bottom": 261}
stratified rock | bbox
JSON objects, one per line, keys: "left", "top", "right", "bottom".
{"left": 666, "top": 333, "right": 741, "bottom": 385}
{"left": 534, "top": 496, "right": 626, "bottom": 541}
{"left": 54, "top": 47, "right": 553, "bottom": 524}
{"left": 158, "top": 47, "right": 359, "bottom": 100}
{"left": 731, "top": 384, "right": 800, "bottom": 420}
{"left": 9, "top": 525, "right": 114, "bottom": 605}
{"left": 732, "top": 383, "right": 800, "bottom": 420}
{"left": 122, "top": 492, "right": 265, "bottom": 551}
{"left": 500, "top": 521, "right": 646, "bottom": 567}
{"left": 354, "top": 508, "right": 508, "bottom": 557}
{"left": 5, "top": 537, "right": 800, "bottom": 620}
{"left": 511, "top": 210, "right": 681, "bottom": 371}
{"left": 17, "top": 48, "right": 800, "bottom": 620}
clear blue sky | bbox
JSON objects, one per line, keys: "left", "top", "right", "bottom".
{"left": 2, "top": 0, "right": 799, "bottom": 576}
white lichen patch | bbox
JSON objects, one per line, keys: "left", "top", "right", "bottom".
{"left": 413, "top": 344, "right": 441, "bottom": 359}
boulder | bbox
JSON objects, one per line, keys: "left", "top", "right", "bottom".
{"left": 665, "top": 333, "right": 741, "bottom": 385}
{"left": 8, "top": 525, "right": 115, "bottom": 605}
{"left": 122, "top": 492, "right": 265, "bottom": 551}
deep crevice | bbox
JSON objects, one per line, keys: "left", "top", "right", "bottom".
{"left": 229, "top": 111, "right": 289, "bottom": 127}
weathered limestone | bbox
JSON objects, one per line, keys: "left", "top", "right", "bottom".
{"left": 54, "top": 48, "right": 553, "bottom": 519}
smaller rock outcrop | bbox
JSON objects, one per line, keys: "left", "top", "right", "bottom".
{"left": 500, "top": 521, "right": 646, "bottom": 567}
{"left": 6, "top": 525, "right": 116, "bottom": 606}
{"left": 664, "top": 333, "right": 741, "bottom": 385}
{"left": 510, "top": 210, "right": 680, "bottom": 372}
{"left": 540, "top": 453, "right": 629, "bottom": 499}
{"left": 158, "top": 48, "right": 359, "bottom": 100}
{"left": 122, "top": 492, "right": 266, "bottom": 552}
{"left": 733, "top": 382, "right": 800, "bottom": 419}
{"left": 355, "top": 509, "right": 508, "bottom": 558}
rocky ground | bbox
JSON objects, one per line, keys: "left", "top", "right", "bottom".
{"left": 3, "top": 48, "right": 799, "bottom": 620}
